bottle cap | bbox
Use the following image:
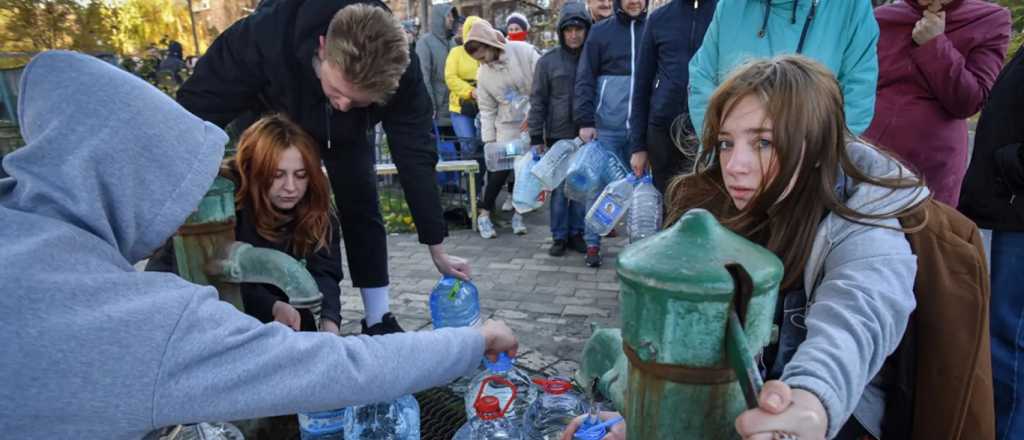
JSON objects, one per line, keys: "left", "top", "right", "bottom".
{"left": 475, "top": 396, "right": 502, "bottom": 420}
{"left": 533, "top": 377, "right": 573, "bottom": 395}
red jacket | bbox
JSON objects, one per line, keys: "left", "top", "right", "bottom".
{"left": 865, "top": 0, "right": 1010, "bottom": 206}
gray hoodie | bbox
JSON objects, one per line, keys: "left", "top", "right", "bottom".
{"left": 416, "top": 3, "right": 456, "bottom": 127}
{"left": 783, "top": 142, "right": 928, "bottom": 438}
{"left": 0, "top": 51, "right": 483, "bottom": 439}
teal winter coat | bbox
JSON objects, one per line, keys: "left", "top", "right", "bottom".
{"left": 687, "top": 0, "right": 879, "bottom": 138}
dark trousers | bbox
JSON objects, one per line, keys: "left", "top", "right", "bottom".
{"left": 647, "top": 124, "right": 694, "bottom": 194}
{"left": 323, "top": 144, "right": 388, "bottom": 288}
{"left": 481, "top": 169, "right": 512, "bottom": 212}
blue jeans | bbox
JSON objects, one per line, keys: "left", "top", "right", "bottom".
{"left": 452, "top": 113, "right": 484, "bottom": 193}
{"left": 990, "top": 230, "right": 1024, "bottom": 440}
{"left": 550, "top": 186, "right": 584, "bottom": 240}
{"left": 584, "top": 129, "right": 631, "bottom": 247}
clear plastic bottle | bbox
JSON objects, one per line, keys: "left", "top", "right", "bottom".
{"left": 522, "top": 377, "right": 589, "bottom": 440}
{"left": 531, "top": 138, "right": 584, "bottom": 190}
{"left": 512, "top": 148, "right": 546, "bottom": 213}
{"left": 627, "top": 174, "right": 662, "bottom": 243}
{"left": 484, "top": 133, "right": 530, "bottom": 172}
{"left": 464, "top": 353, "right": 538, "bottom": 426}
{"left": 564, "top": 141, "right": 608, "bottom": 203}
{"left": 585, "top": 175, "right": 637, "bottom": 237}
{"left": 505, "top": 88, "right": 530, "bottom": 123}
{"left": 341, "top": 394, "right": 420, "bottom": 439}
{"left": 298, "top": 408, "right": 346, "bottom": 440}
{"left": 430, "top": 275, "right": 481, "bottom": 329}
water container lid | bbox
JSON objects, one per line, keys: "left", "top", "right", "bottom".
{"left": 484, "top": 352, "right": 512, "bottom": 372}
{"left": 533, "top": 377, "right": 572, "bottom": 395}
{"left": 475, "top": 396, "right": 502, "bottom": 420}
{"left": 641, "top": 174, "right": 653, "bottom": 184}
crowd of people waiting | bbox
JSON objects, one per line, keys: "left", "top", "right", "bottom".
{"left": 2, "top": 0, "right": 1024, "bottom": 439}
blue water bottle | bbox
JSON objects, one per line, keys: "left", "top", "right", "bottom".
{"left": 430, "top": 275, "right": 481, "bottom": 329}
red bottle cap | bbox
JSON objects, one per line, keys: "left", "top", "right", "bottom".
{"left": 475, "top": 396, "right": 502, "bottom": 420}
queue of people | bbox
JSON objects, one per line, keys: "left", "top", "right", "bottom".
{"left": 2, "top": 0, "right": 1022, "bottom": 438}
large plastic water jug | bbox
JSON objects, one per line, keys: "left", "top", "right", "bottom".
{"left": 430, "top": 275, "right": 481, "bottom": 329}
{"left": 484, "top": 133, "right": 530, "bottom": 172}
{"left": 531, "top": 138, "right": 583, "bottom": 190}
{"left": 512, "top": 149, "right": 546, "bottom": 213}
{"left": 505, "top": 88, "right": 530, "bottom": 123}
{"left": 585, "top": 176, "right": 636, "bottom": 236}
{"left": 522, "top": 377, "right": 589, "bottom": 440}
{"left": 464, "top": 353, "right": 538, "bottom": 426}
{"left": 342, "top": 394, "right": 420, "bottom": 439}
{"left": 453, "top": 391, "right": 521, "bottom": 440}
{"left": 564, "top": 141, "right": 607, "bottom": 203}
{"left": 626, "top": 174, "right": 662, "bottom": 243}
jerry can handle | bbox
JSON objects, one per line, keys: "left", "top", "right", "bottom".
{"left": 474, "top": 375, "right": 518, "bottom": 417}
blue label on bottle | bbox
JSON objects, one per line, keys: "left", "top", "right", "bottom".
{"left": 593, "top": 195, "right": 623, "bottom": 227}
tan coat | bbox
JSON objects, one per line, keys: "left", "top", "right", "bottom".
{"left": 476, "top": 41, "right": 539, "bottom": 143}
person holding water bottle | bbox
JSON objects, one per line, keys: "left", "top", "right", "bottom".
{"left": 466, "top": 18, "right": 540, "bottom": 239}
{"left": 1, "top": 51, "right": 520, "bottom": 439}
{"left": 563, "top": 55, "right": 930, "bottom": 439}
{"left": 528, "top": 1, "right": 592, "bottom": 257}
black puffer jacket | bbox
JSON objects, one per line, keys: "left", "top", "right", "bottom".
{"left": 958, "top": 46, "right": 1024, "bottom": 231}
{"left": 178, "top": 0, "right": 445, "bottom": 246}
{"left": 528, "top": 2, "right": 591, "bottom": 144}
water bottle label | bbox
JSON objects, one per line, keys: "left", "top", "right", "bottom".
{"left": 506, "top": 144, "right": 517, "bottom": 156}
{"left": 298, "top": 409, "right": 346, "bottom": 434}
{"left": 593, "top": 195, "right": 624, "bottom": 227}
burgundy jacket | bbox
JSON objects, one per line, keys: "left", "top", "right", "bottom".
{"left": 864, "top": 0, "right": 1010, "bottom": 206}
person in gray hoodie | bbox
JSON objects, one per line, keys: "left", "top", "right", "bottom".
{"left": 564, "top": 56, "right": 928, "bottom": 440}
{"left": 0, "top": 50, "right": 517, "bottom": 439}
{"left": 417, "top": 3, "right": 459, "bottom": 130}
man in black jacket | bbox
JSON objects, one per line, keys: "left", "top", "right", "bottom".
{"left": 628, "top": 0, "right": 714, "bottom": 193}
{"left": 178, "top": 1, "right": 469, "bottom": 335}
{"left": 958, "top": 45, "right": 1024, "bottom": 439}
{"left": 529, "top": 1, "right": 591, "bottom": 258}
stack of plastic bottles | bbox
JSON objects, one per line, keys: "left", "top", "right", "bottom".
{"left": 464, "top": 353, "right": 538, "bottom": 425}
{"left": 429, "top": 275, "right": 481, "bottom": 329}
{"left": 512, "top": 148, "right": 547, "bottom": 213}
{"left": 565, "top": 142, "right": 629, "bottom": 204}
{"left": 298, "top": 395, "right": 420, "bottom": 439}
{"left": 531, "top": 138, "right": 584, "bottom": 190}
{"left": 522, "top": 377, "right": 589, "bottom": 440}
{"left": 484, "top": 133, "right": 530, "bottom": 172}
{"left": 585, "top": 175, "right": 636, "bottom": 237}
{"left": 626, "top": 175, "right": 662, "bottom": 243}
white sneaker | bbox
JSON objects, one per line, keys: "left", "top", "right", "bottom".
{"left": 478, "top": 216, "right": 497, "bottom": 239}
{"left": 512, "top": 213, "right": 527, "bottom": 235}
{"left": 501, "top": 197, "right": 515, "bottom": 212}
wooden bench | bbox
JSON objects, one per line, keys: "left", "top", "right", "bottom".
{"left": 375, "top": 160, "right": 480, "bottom": 231}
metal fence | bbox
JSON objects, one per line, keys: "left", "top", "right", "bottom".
{"left": 373, "top": 123, "right": 483, "bottom": 232}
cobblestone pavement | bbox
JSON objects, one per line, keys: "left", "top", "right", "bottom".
{"left": 338, "top": 200, "right": 627, "bottom": 378}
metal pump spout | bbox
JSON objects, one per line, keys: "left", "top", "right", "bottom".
{"left": 206, "top": 241, "right": 324, "bottom": 325}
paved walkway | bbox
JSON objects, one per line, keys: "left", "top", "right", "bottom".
{"left": 338, "top": 200, "right": 627, "bottom": 378}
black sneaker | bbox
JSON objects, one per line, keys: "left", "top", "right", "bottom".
{"left": 549, "top": 239, "right": 568, "bottom": 257}
{"left": 361, "top": 312, "right": 405, "bottom": 336}
{"left": 585, "top": 246, "right": 602, "bottom": 268}
{"left": 569, "top": 233, "right": 587, "bottom": 253}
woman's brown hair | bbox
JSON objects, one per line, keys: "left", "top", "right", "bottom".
{"left": 665, "top": 55, "right": 928, "bottom": 289}
{"left": 231, "top": 114, "right": 334, "bottom": 258}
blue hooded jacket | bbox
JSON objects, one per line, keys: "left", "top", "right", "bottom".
{"left": 573, "top": 0, "right": 647, "bottom": 132}
{"left": 688, "top": 0, "right": 879, "bottom": 137}
{"left": 628, "top": 0, "right": 715, "bottom": 153}
{"left": 0, "top": 51, "right": 483, "bottom": 438}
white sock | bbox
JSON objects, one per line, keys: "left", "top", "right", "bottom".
{"left": 360, "top": 286, "right": 390, "bottom": 326}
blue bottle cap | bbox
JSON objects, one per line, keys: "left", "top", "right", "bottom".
{"left": 642, "top": 174, "right": 653, "bottom": 184}
{"left": 484, "top": 352, "right": 512, "bottom": 372}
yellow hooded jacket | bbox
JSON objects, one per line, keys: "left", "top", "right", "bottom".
{"left": 445, "top": 16, "right": 481, "bottom": 115}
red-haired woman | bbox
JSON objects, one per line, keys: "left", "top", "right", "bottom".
{"left": 148, "top": 114, "right": 342, "bottom": 334}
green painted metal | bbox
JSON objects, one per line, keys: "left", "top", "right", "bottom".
{"left": 206, "top": 241, "right": 323, "bottom": 324}
{"left": 172, "top": 177, "right": 323, "bottom": 323}
{"left": 608, "top": 208, "right": 783, "bottom": 439}
{"left": 575, "top": 324, "right": 629, "bottom": 411}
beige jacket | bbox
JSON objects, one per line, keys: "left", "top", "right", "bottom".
{"left": 476, "top": 41, "right": 540, "bottom": 143}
